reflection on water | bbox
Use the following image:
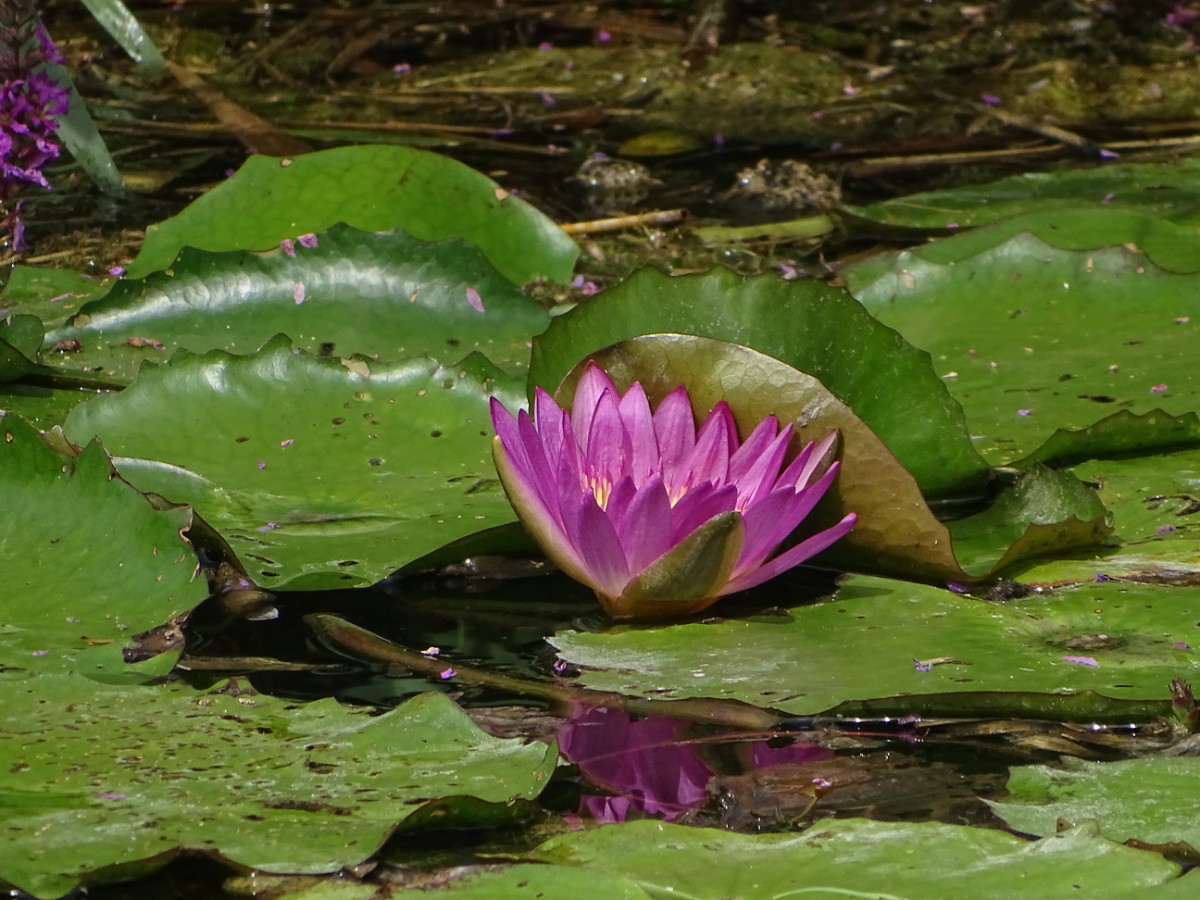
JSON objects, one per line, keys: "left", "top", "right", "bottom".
{"left": 558, "top": 704, "right": 833, "bottom": 823}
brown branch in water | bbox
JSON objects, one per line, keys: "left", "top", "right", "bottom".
{"left": 166, "top": 61, "right": 312, "bottom": 157}
{"left": 305, "top": 613, "right": 781, "bottom": 732}
{"left": 560, "top": 209, "right": 687, "bottom": 236}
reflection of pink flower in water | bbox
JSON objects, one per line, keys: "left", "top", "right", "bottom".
{"left": 490, "top": 361, "right": 856, "bottom": 620}
{"left": 558, "top": 704, "right": 832, "bottom": 823}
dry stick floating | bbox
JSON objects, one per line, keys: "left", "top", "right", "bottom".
{"left": 560, "top": 209, "right": 687, "bottom": 236}
{"left": 166, "top": 62, "right": 311, "bottom": 157}
{"left": 305, "top": 613, "right": 782, "bottom": 732}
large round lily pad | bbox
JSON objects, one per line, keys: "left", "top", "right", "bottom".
{"left": 847, "top": 224, "right": 1200, "bottom": 463}
{"left": 62, "top": 338, "right": 522, "bottom": 589}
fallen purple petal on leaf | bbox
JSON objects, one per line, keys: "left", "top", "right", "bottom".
{"left": 1176, "top": 641, "right": 1192, "bottom": 651}
{"left": 980, "top": 93, "right": 1001, "bottom": 105}
{"left": 1063, "top": 655, "right": 1100, "bottom": 667}
{"left": 420, "top": 646, "right": 440, "bottom": 657}
{"left": 293, "top": 282, "right": 305, "bottom": 304}
{"left": 280, "top": 238, "right": 296, "bottom": 257}
{"left": 466, "top": 286, "right": 485, "bottom": 313}
{"left": 439, "top": 667, "right": 456, "bottom": 680}
{"left": 1151, "top": 384, "right": 1168, "bottom": 393}
{"left": 1158, "top": 524, "right": 1177, "bottom": 534}
{"left": 298, "top": 233, "right": 319, "bottom": 248}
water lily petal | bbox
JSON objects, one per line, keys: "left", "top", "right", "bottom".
{"left": 534, "top": 386, "right": 570, "bottom": 463}
{"left": 728, "top": 415, "right": 780, "bottom": 483}
{"left": 731, "top": 421, "right": 792, "bottom": 508}
{"left": 738, "top": 461, "right": 843, "bottom": 568}
{"left": 585, "top": 387, "right": 631, "bottom": 487}
{"left": 675, "top": 401, "right": 734, "bottom": 491}
{"left": 777, "top": 429, "right": 838, "bottom": 491}
{"left": 571, "top": 361, "right": 618, "bottom": 451}
{"left": 651, "top": 385, "right": 695, "bottom": 472}
{"left": 722, "top": 512, "right": 857, "bottom": 595}
{"left": 604, "top": 474, "right": 639, "bottom": 531}
{"left": 612, "top": 474, "right": 674, "bottom": 574}
{"left": 574, "top": 493, "right": 631, "bottom": 600}
{"left": 668, "top": 482, "right": 738, "bottom": 544}
{"left": 492, "top": 435, "right": 590, "bottom": 585}
{"left": 618, "top": 380, "right": 658, "bottom": 481}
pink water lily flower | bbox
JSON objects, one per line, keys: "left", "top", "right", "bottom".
{"left": 490, "top": 362, "right": 857, "bottom": 620}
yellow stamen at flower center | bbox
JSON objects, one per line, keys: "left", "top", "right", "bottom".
{"left": 584, "top": 473, "right": 613, "bottom": 510}
{"left": 666, "top": 482, "right": 689, "bottom": 507}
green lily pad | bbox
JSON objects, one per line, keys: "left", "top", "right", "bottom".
{"left": 0, "top": 314, "right": 44, "bottom": 383}
{"left": 0, "top": 415, "right": 203, "bottom": 679}
{"left": 1015, "top": 447, "right": 1200, "bottom": 583}
{"left": 126, "top": 145, "right": 578, "bottom": 286}
{"left": 62, "top": 338, "right": 521, "bottom": 589}
{"left": 990, "top": 756, "right": 1200, "bottom": 849}
{"left": 43, "top": 226, "right": 549, "bottom": 383}
{"left": 522, "top": 817, "right": 1180, "bottom": 899}
{"left": 549, "top": 577, "right": 1200, "bottom": 717}
{"left": 529, "top": 267, "right": 990, "bottom": 502}
{"left": 0, "top": 679, "right": 557, "bottom": 899}
{"left": 0, "top": 265, "right": 110, "bottom": 320}
{"left": 850, "top": 160, "right": 1200, "bottom": 233}
{"left": 847, "top": 227, "right": 1200, "bottom": 463}
{"left": 946, "top": 464, "right": 1112, "bottom": 576}
{"left": 1015, "top": 410, "right": 1200, "bottom": 469}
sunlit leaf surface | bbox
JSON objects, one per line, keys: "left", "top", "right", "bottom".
{"left": 516, "top": 818, "right": 1180, "bottom": 900}
{"left": 0, "top": 680, "right": 555, "bottom": 899}
{"left": 550, "top": 577, "right": 1200, "bottom": 716}
{"left": 0, "top": 416, "right": 202, "bottom": 678}
{"left": 62, "top": 338, "right": 521, "bottom": 588}
{"left": 44, "top": 226, "right": 549, "bottom": 383}
{"left": 846, "top": 223, "right": 1200, "bottom": 463}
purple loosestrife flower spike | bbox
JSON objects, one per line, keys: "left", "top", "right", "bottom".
{"left": 1, "top": 1, "right": 70, "bottom": 251}
{"left": 490, "top": 361, "right": 856, "bottom": 620}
